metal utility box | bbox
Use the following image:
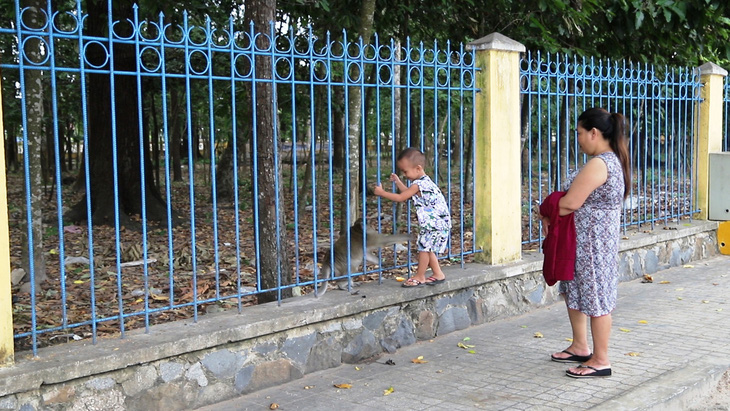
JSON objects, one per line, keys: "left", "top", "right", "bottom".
{"left": 709, "top": 152, "right": 730, "bottom": 221}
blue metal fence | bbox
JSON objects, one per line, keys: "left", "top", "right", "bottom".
{"left": 725, "top": 76, "right": 730, "bottom": 152}
{"left": 0, "top": 1, "right": 477, "bottom": 354}
{"left": 520, "top": 51, "right": 702, "bottom": 246}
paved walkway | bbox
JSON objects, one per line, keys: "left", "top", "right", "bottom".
{"left": 198, "top": 255, "right": 730, "bottom": 410}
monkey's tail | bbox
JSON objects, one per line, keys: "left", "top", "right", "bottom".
{"left": 313, "top": 264, "right": 331, "bottom": 297}
{"left": 372, "top": 233, "right": 412, "bottom": 247}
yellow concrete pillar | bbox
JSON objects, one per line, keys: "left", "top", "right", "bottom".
{"left": 467, "top": 33, "right": 525, "bottom": 264}
{"left": 0, "top": 64, "right": 14, "bottom": 366}
{"left": 696, "top": 62, "right": 727, "bottom": 220}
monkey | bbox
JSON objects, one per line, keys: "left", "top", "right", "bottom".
{"left": 313, "top": 218, "right": 411, "bottom": 296}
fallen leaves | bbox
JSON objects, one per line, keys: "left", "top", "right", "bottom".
{"left": 626, "top": 352, "right": 641, "bottom": 357}
{"left": 383, "top": 387, "right": 394, "bottom": 396}
{"left": 394, "top": 277, "right": 405, "bottom": 282}
{"left": 333, "top": 383, "right": 352, "bottom": 389}
{"left": 533, "top": 332, "right": 544, "bottom": 338}
{"left": 638, "top": 320, "right": 648, "bottom": 324}
{"left": 411, "top": 356, "right": 428, "bottom": 364}
{"left": 269, "top": 403, "right": 279, "bottom": 410}
{"left": 659, "top": 281, "right": 671, "bottom": 284}
{"left": 619, "top": 328, "right": 631, "bottom": 332}
{"left": 457, "top": 337, "right": 477, "bottom": 353}
{"left": 641, "top": 274, "right": 653, "bottom": 283}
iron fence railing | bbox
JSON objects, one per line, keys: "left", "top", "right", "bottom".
{"left": 520, "top": 51, "right": 702, "bottom": 246}
{"left": 0, "top": 1, "right": 477, "bottom": 354}
{"left": 724, "top": 76, "right": 730, "bottom": 152}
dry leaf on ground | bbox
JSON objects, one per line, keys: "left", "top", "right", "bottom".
{"left": 334, "top": 383, "right": 352, "bottom": 389}
{"left": 411, "top": 356, "right": 428, "bottom": 364}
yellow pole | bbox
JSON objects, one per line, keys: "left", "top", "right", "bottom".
{"left": 0, "top": 63, "right": 15, "bottom": 366}
{"left": 696, "top": 62, "right": 727, "bottom": 220}
{"left": 467, "top": 33, "right": 525, "bottom": 264}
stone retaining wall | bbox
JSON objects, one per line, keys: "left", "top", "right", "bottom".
{"left": 0, "top": 221, "right": 718, "bottom": 410}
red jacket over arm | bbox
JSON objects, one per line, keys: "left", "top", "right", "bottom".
{"left": 539, "top": 191, "right": 576, "bottom": 286}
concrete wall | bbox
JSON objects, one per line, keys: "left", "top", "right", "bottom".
{"left": 0, "top": 221, "right": 718, "bottom": 410}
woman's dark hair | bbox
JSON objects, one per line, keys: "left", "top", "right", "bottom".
{"left": 578, "top": 107, "right": 631, "bottom": 198}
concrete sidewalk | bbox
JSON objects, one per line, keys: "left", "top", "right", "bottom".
{"left": 198, "top": 255, "right": 730, "bottom": 411}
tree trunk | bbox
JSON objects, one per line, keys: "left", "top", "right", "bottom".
{"left": 170, "top": 83, "right": 183, "bottom": 182}
{"left": 340, "top": 0, "right": 376, "bottom": 233}
{"left": 5, "top": 124, "right": 20, "bottom": 172}
{"left": 332, "top": 87, "right": 345, "bottom": 170}
{"left": 20, "top": 0, "right": 47, "bottom": 283}
{"left": 65, "top": 0, "right": 174, "bottom": 226}
{"left": 150, "top": 93, "right": 160, "bottom": 188}
{"left": 65, "top": 120, "right": 74, "bottom": 172}
{"left": 297, "top": 116, "right": 313, "bottom": 217}
{"left": 251, "top": 0, "right": 291, "bottom": 304}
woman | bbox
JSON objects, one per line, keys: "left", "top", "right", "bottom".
{"left": 545, "top": 107, "right": 631, "bottom": 378}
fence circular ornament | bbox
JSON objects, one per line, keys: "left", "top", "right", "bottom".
{"left": 82, "top": 41, "right": 110, "bottom": 69}
{"left": 233, "top": 53, "right": 254, "bottom": 79}
{"left": 347, "top": 61, "right": 363, "bottom": 83}
{"left": 138, "top": 20, "right": 162, "bottom": 42}
{"left": 377, "top": 64, "right": 392, "bottom": 84}
{"left": 437, "top": 49, "right": 449, "bottom": 65}
{"left": 422, "top": 49, "right": 436, "bottom": 64}
{"left": 140, "top": 46, "right": 163, "bottom": 73}
{"left": 519, "top": 73, "right": 531, "bottom": 91}
{"left": 312, "top": 60, "right": 328, "bottom": 82}
{"left": 111, "top": 19, "right": 136, "bottom": 41}
{"left": 557, "top": 78, "right": 569, "bottom": 93}
{"left": 408, "top": 47, "right": 421, "bottom": 64}
{"left": 310, "top": 38, "right": 328, "bottom": 58}
{"left": 163, "top": 23, "right": 186, "bottom": 45}
{"left": 212, "top": 28, "right": 232, "bottom": 48}
{"left": 436, "top": 67, "right": 449, "bottom": 87}
{"left": 51, "top": 10, "right": 82, "bottom": 35}
{"left": 21, "top": 36, "right": 51, "bottom": 66}
{"left": 295, "top": 35, "right": 314, "bottom": 55}
{"left": 346, "top": 42, "right": 363, "bottom": 60}
{"left": 461, "top": 70, "right": 474, "bottom": 88}
{"left": 608, "top": 80, "right": 618, "bottom": 96}
{"left": 275, "top": 57, "right": 294, "bottom": 81}
{"left": 377, "top": 44, "right": 392, "bottom": 61}
{"left": 19, "top": 6, "right": 50, "bottom": 31}
{"left": 362, "top": 43, "right": 377, "bottom": 61}
{"left": 187, "top": 26, "right": 210, "bottom": 47}
{"left": 234, "top": 31, "right": 254, "bottom": 51}
{"left": 409, "top": 66, "right": 422, "bottom": 86}
{"left": 251, "top": 32, "right": 274, "bottom": 53}
{"left": 277, "top": 34, "right": 293, "bottom": 54}
{"left": 188, "top": 49, "right": 211, "bottom": 75}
